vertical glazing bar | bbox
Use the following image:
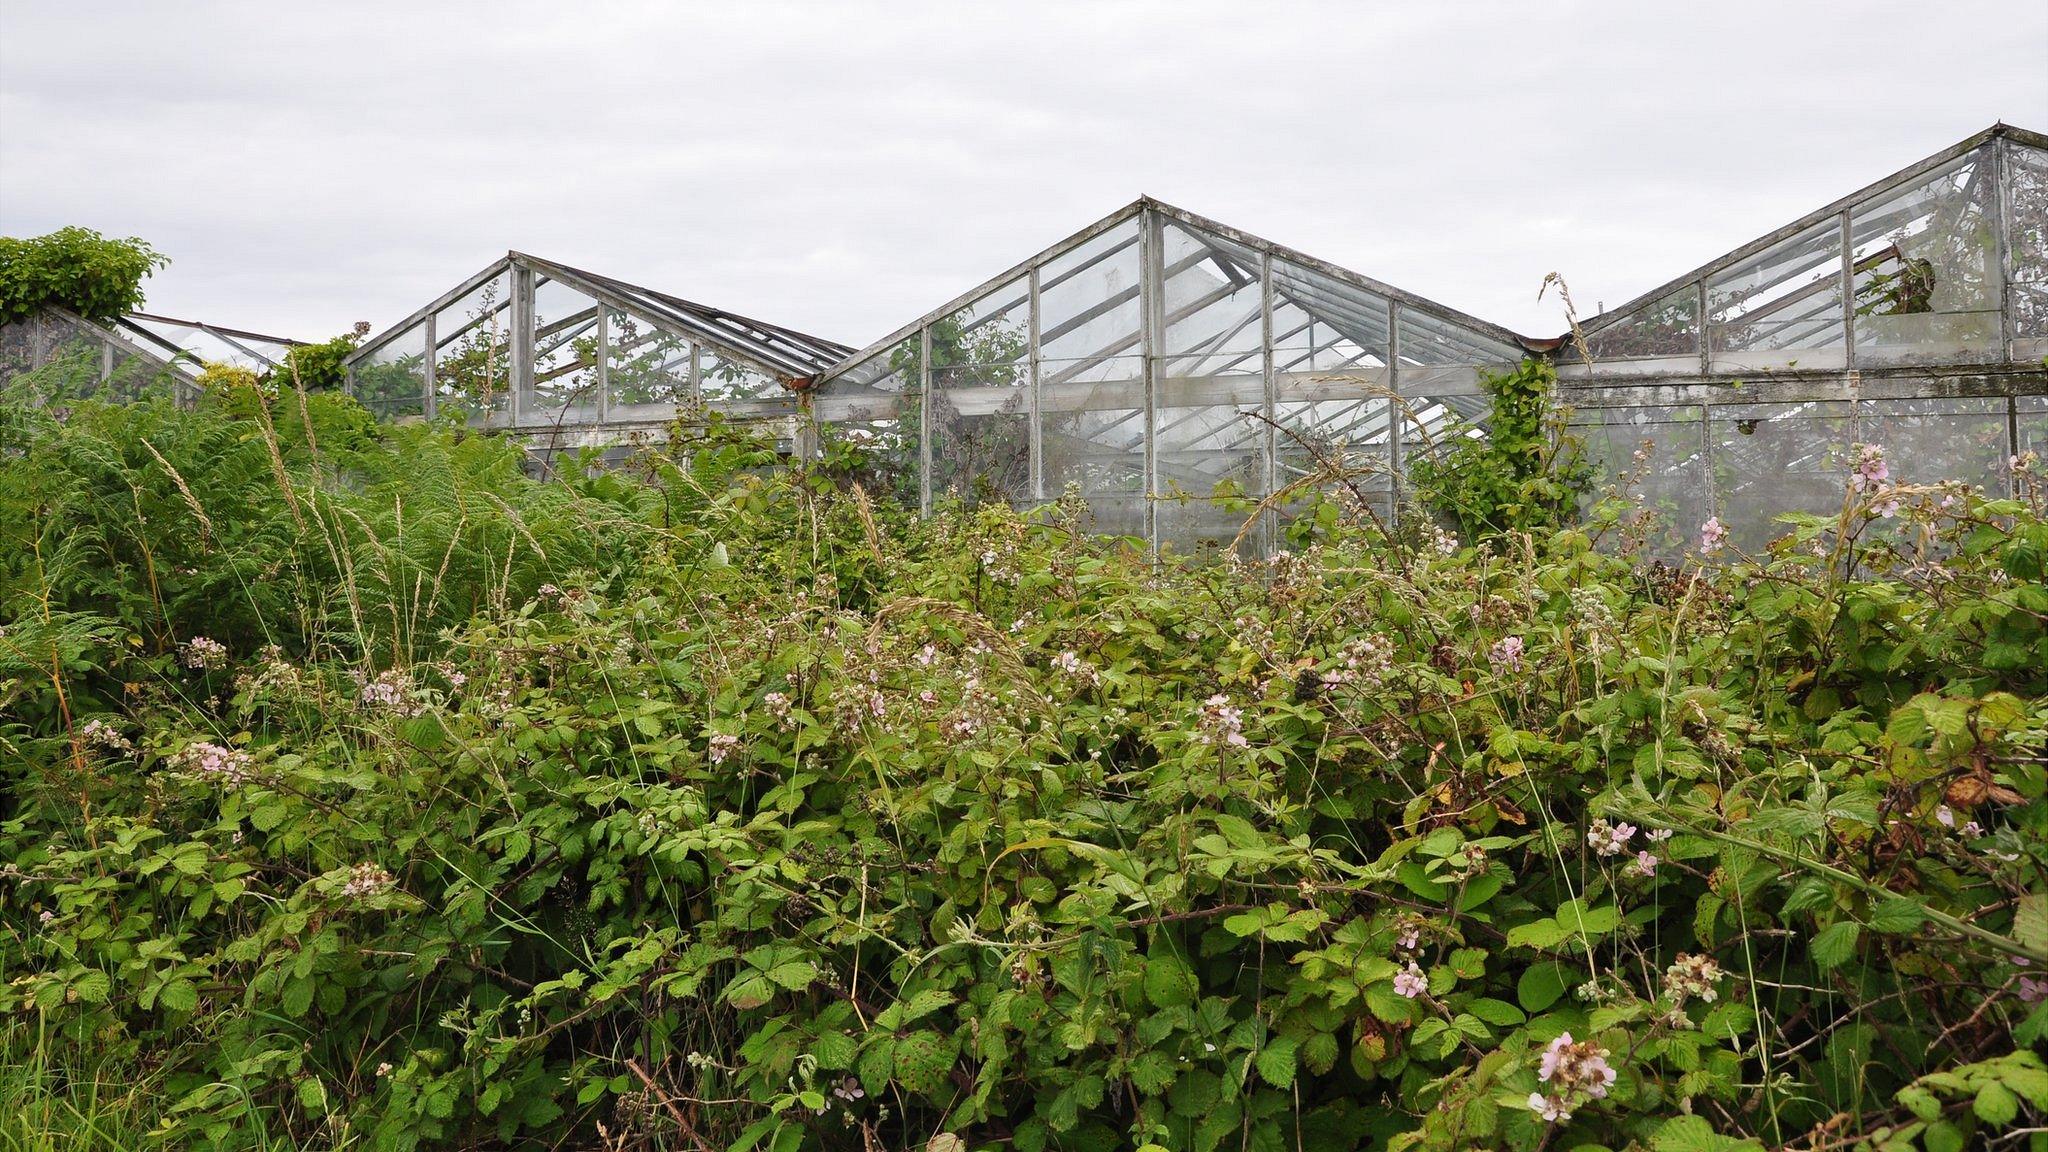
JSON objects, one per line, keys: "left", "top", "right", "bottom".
{"left": 510, "top": 263, "right": 534, "bottom": 427}
{"left": 1992, "top": 137, "right": 2018, "bottom": 364}
{"left": 1029, "top": 266, "right": 1044, "bottom": 503}
{"left": 422, "top": 313, "right": 437, "bottom": 420}
{"left": 595, "top": 308, "right": 609, "bottom": 426}
{"left": 688, "top": 341, "right": 702, "bottom": 405}
{"left": 919, "top": 325, "right": 933, "bottom": 517}
{"left": 2009, "top": 395, "right": 2022, "bottom": 499}
{"left": 1139, "top": 207, "right": 1162, "bottom": 557}
{"left": 99, "top": 341, "right": 112, "bottom": 384}
{"left": 1701, "top": 404, "right": 1719, "bottom": 518}
{"left": 1697, "top": 281, "right": 1712, "bottom": 377}
{"left": 1388, "top": 300, "right": 1403, "bottom": 528}
{"left": 1259, "top": 250, "right": 1276, "bottom": 555}
{"left": 1839, "top": 210, "right": 1856, "bottom": 370}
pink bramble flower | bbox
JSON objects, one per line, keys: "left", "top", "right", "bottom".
{"left": 1393, "top": 961, "right": 1427, "bottom": 999}
{"left": 1527, "top": 1092, "right": 1572, "bottom": 1123}
{"left": 1645, "top": 827, "right": 1674, "bottom": 844}
{"left": 181, "top": 636, "right": 228, "bottom": 671}
{"left": 1586, "top": 818, "right": 1636, "bottom": 857}
{"left": 1961, "top": 820, "right": 1983, "bottom": 837}
{"left": 1538, "top": 1032, "right": 1617, "bottom": 1100}
{"left": 2018, "top": 976, "right": 2048, "bottom": 1004}
{"left": 1698, "top": 516, "right": 1728, "bottom": 556}
{"left": 707, "top": 733, "right": 741, "bottom": 765}
{"left": 175, "top": 741, "right": 256, "bottom": 788}
{"left": 1848, "top": 443, "right": 1890, "bottom": 492}
{"left": 1489, "top": 636, "right": 1525, "bottom": 672}
{"left": 1623, "top": 850, "right": 1658, "bottom": 879}
{"left": 1196, "top": 694, "right": 1248, "bottom": 749}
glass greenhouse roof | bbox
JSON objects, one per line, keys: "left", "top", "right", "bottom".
{"left": 344, "top": 251, "right": 853, "bottom": 430}
{"left": 119, "top": 312, "right": 303, "bottom": 375}
{"left": 1564, "top": 123, "right": 2048, "bottom": 379}
{"left": 806, "top": 196, "right": 1527, "bottom": 552}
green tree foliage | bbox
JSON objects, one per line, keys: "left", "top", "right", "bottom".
{"left": 0, "top": 226, "right": 168, "bottom": 324}
{"left": 2, "top": 385, "right": 2046, "bottom": 1151}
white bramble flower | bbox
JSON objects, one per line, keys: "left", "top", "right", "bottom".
{"left": 1528, "top": 1092, "right": 1572, "bottom": 1123}
{"left": 1196, "top": 694, "right": 1248, "bottom": 749}
{"left": 341, "top": 862, "right": 396, "bottom": 900}
{"left": 1663, "top": 952, "right": 1724, "bottom": 1004}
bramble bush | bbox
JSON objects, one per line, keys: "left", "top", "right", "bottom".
{"left": 2, "top": 366, "right": 2046, "bottom": 1152}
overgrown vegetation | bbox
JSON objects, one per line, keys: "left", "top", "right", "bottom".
{"left": 2, "top": 359, "right": 2046, "bottom": 1152}
{"left": 0, "top": 227, "right": 168, "bottom": 324}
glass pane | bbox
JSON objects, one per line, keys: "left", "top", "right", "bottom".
{"left": 1580, "top": 285, "right": 1702, "bottom": 369}
{"left": 1851, "top": 148, "right": 2002, "bottom": 365}
{"left": 1572, "top": 405, "right": 1711, "bottom": 556}
{"left": 1709, "top": 401, "right": 1855, "bottom": 551}
{"left": 1040, "top": 354, "right": 1147, "bottom": 538}
{"left": 1160, "top": 222, "right": 1266, "bottom": 377}
{"left": 1858, "top": 396, "right": 2010, "bottom": 494}
{"left": 1154, "top": 398, "right": 1263, "bottom": 552}
{"left": 353, "top": 320, "right": 428, "bottom": 419}
{"left": 1039, "top": 218, "right": 1142, "bottom": 365}
{"left": 1708, "top": 218, "right": 1846, "bottom": 370}
{"left": 2007, "top": 141, "right": 2048, "bottom": 341}
{"left": 604, "top": 309, "right": 693, "bottom": 414}
{"left": 812, "top": 339, "right": 918, "bottom": 505}
{"left": 529, "top": 277, "right": 603, "bottom": 419}
{"left": 1397, "top": 307, "right": 1519, "bottom": 399}
{"left": 930, "top": 276, "right": 1032, "bottom": 505}
{"left": 1274, "top": 257, "right": 1392, "bottom": 378}
{"left": 432, "top": 276, "right": 511, "bottom": 422}
{"left": 2018, "top": 396, "right": 2047, "bottom": 470}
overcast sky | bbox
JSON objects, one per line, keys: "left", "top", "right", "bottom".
{"left": 3, "top": 1, "right": 2044, "bottom": 350}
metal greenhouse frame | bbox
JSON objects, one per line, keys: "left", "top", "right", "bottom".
{"left": 801, "top": 196, "right": 1528, "bottom": 554}
{"left": 0, "top": 305, "right": 302, "bottom": 405}
{"left": 1559, "top": 123, "right": 2048, "bottom": 552}
{"left": 342, "top": 251, "right": 853, "bottom": 458}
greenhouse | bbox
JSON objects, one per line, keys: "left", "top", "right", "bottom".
{"left": 0, "top": 305, "right": 301, "bottom": 404}
{"left": 342, "top": 251, "right": 853, "bottom": 460}
{"left": 802, "top": 197, "right": 1528, "bottom": 553}
{"left": 1562, "top": 123, "right": 2048, "bottom": 551}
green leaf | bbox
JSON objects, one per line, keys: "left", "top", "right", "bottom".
{"left": 70, "top": 970, "right": 111, "bottom": 1005}
{"left": 1517, "top": 962, "right": 1574, "bottom": 1012}
{"left": 1867, "top": 898, "right": 1926, "bottom": 935}
{"left": 813, "top": 1031, "right": 858, "bottom": 1070}
{"left": 1465, "top": 997, "right": 1525, "bottom": 1026}
{"left": 1254, "top": 1037, "right": 1297, "bottom": 1088}
{"left": 1652, "top": 1115, "right": 1762, "bottom": 1152}
{"left": 765, "top": 961, "right": 816, "bottom": 991}
{"left": 1144, "top": 948, "right": 1198, "bottom": 1009}
{"left": 1974, "top": 1081, "right": 2018, "bottom": 1126}
{"left": 158, "top": 979, "right": 200, "bottom": 1014}
{"left": 1922, "top": 1120, "right": 1965, "bottom": 1152}
{"left": 893, "top": 1031, "right": 954, "bottom": 1097}
{"left": 1811, "top": 921, "right": 1861, "bottom": 971}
